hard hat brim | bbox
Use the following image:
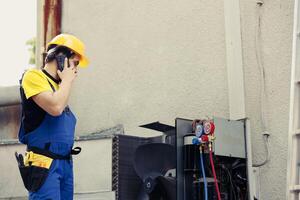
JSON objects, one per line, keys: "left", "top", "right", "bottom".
{"left": 79, "top": 55, "right": 89, "bottom": 68}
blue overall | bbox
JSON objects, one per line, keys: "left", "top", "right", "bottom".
{"left": 19, "top": 106, "right": 77, "bottom": 200}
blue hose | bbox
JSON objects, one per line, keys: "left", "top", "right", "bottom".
{"left": 200, "top": 150, "right": 208, "bottom": 200}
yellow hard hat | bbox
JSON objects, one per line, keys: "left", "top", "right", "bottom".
{"left": 47, "top": 34, "right": 89, "bottom": 67}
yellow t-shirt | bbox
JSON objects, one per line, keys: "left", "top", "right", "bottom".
{"left": 22, "top": 69, "right": 59, "bottom": 99}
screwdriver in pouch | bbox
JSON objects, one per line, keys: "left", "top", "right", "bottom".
{"left": 18, "top": 154, "right": 25, "bottom": 167}
{"left": 15, "top": 152, "right": 21, "bottom": 166}
{"left": 15, "top": 152, "right": 24, "bottom": 167}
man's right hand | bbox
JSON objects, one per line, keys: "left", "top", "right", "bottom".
{"left": 57, "top": 58, "right": 77, "bottom": 83}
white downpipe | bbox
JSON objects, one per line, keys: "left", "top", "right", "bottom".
{"left": 224, "top": 1, "right": 257, "bottom": 199}
{"left": 245, "top": 119, "right": 258, "bottom": 200}
{"left": 223, "top": 0, "right": 246, "bottom": 120}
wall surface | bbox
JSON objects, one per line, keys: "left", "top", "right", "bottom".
{"left": 240, "top": 1, "right": 294, "bottom": 199}
{"left": 62, "top": 0, "right": 229, "bottom": 137}
{"left": 0, "top": 105, "right": 21, "bottom": 140}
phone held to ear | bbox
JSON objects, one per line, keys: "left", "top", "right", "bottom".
{"left": 55, "top": 55, "right": 68, "bottom": 71}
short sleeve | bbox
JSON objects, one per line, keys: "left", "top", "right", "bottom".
{"left": 22, "top": 69, "right": 52, "bottom": 99}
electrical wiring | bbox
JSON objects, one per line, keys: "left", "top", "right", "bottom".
{"left": 221, "top": 164, "right": 237, "bottom": 200}
{"left": 255, "top": 0, "right": 267, "bottom": 131}
{"left": 253, "top": 133, "right": 270, "bottom": 167}
{"left": 200, "top": 148, "right": 208, "bottom": 200}
{"left": 253, "top": 0, "right": 271, "bottom": 168}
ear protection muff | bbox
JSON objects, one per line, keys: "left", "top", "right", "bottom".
{"left": 44, "top": 47, "right": 58, "bottom": 63}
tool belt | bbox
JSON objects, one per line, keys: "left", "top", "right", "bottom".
{"left": 27, "top": 146, "right": 81, "bottom": 160}
{"left": 15, "top": 146, "right": 81, "bottom": 192}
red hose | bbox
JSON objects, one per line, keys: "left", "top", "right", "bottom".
{"left": 209, "top": 147, "right": 221, "bottom": 200}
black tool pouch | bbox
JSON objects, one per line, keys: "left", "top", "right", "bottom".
{"left": 15, "top": 146, "right": 80, "bottom": 192}
{"left": 18, "top": 165, "right": 50, "bottom": 192}
{"left": 15, "top": 152, "right": 51, "bottom": 192}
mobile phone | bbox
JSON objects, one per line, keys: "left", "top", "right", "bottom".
{"left": 55, "top": 55, "right": 68, "bottom": 71}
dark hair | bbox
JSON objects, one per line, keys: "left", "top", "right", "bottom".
{"left": 46, "top": 44, "right": 57, "bottom": 52}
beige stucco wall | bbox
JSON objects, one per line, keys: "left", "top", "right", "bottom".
{"left": 63, "top": 0, "right": 229, "bottom": 136}
{"left": 61, "top": 0, "right": 294, "bottom": 199}
{"left": 240, "top": 1, "right": 293, "bottom": 199}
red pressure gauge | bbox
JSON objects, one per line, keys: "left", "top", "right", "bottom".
{"left": 203, "top": 121, "right": 215, "bottom": 135}
{"left": 201, "top": 135, "right": 209, "bottom": 142}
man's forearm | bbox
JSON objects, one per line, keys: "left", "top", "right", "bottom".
{"left": 52, "top": 80, "right": 73, "bottom": 112}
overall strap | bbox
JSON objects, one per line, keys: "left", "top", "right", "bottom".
{"left": 46, "top": 78, "right": 56, "bottom": 92}
{"left": 43, "top": 70, "right": 72, "bottom": 112}
{"left": 42, "top": 69, "right": 57, "bottom": 92}
{"left": 42, "top": 70, "right": 70, "bottom": 112}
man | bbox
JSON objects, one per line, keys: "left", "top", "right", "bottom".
{"left": 17, "top": 33, "right": 89, "bottom": 199}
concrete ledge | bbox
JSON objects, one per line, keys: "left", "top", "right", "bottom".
{"left": 0, "top": 86, "right": 20, "bottom": 107}
{"left": 0, "top": 191, "right": 116, "bottom": 200}
{"left": 0, "top": 124, "right": 124, "bottom": 146}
